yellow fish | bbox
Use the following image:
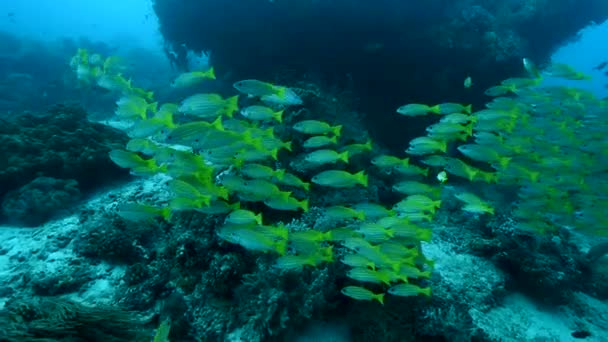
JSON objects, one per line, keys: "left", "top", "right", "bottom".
{"left": 341, "top": 286, "right": 385, "bottom": 304}
{"left": 170, "top": 68, "right": 216, "bottom": 88}
{"left": 312, "top": 170, "right": 368, "bottom": 188}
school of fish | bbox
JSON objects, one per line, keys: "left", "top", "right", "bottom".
{"left": 70, "top": 48, "right": 607, "bottom": 305}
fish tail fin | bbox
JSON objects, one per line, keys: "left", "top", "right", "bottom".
{"left": 206, "top": 67, "right": 216, "bottom": 80}
{"left": 157, "top": 110, "right": 176, "bottom": 128}
{"left": 274, "top": 168, "right": 286, "bottom": 180}
{"left": 210, "top": 116, "right": 224, "bottom": 131}
{"left": 270, "top": 148, "right": 279, "bottom": 160}
{"left": 340, "top": 151, "right": 349, "bottom": 163}
{"left": 226, "top": 95, "right": 240, "bottom": 118}
{"left": 274, "top": 110, "right": 284, "bottom": 123}
{"left": 275, "top": 224, "right": 289, "bottom": 240}
{"left": 332, "top": 125, "right": 342, "bottom": 137}
{"left": 464, "top": 123, "right": 474, "bottom": 137}
{"left": 275, "top": 240, "right": 288, "bottom": 256}
{"left": 160, "top": 207, "right": 173, "bottom": 221}
{"left": 202, "top": 195, "right": 213, "bottom": 207}
{"left": 300, "top": 198, "right": 309, "bottom": 212}
{"left": 355, "top": 171, "right": 368, "bottom": 187}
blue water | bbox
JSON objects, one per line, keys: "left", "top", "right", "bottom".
{"left": 0, "top": 0, "right": 162, "bottom": 51}
{"left": 1, "top": 0, "right": 607, "bottom": 98}
{"left": 549, "top": 20, "right": 608, "bottom": 96}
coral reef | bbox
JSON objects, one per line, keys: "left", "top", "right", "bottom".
{"left": 1, "top": 176, "right": 80, "bottom": 226}
{"left": 0, "top": 296, "right": 152, "bottom": 342}
{"left": 483, "top": 219, "right": 589, "bottom": 304}
{"left": 63, "top": 175, "right": 343, "bottom": 341}
{"left": 0, "top": 104, "right": 129, "bottom": 224}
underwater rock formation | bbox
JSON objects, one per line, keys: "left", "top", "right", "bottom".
{"left": 153, "top": 0, "right": 608, "bottom": 149}
{"left": 1, "top": 177, "right": 80, "bottom": 227}
{"left": 0, "top": 104, "right": 129, "bottom": 224}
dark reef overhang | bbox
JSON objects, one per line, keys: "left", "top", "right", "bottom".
{"left": 152, "top": 0, "right": 608, "bottom": 148}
